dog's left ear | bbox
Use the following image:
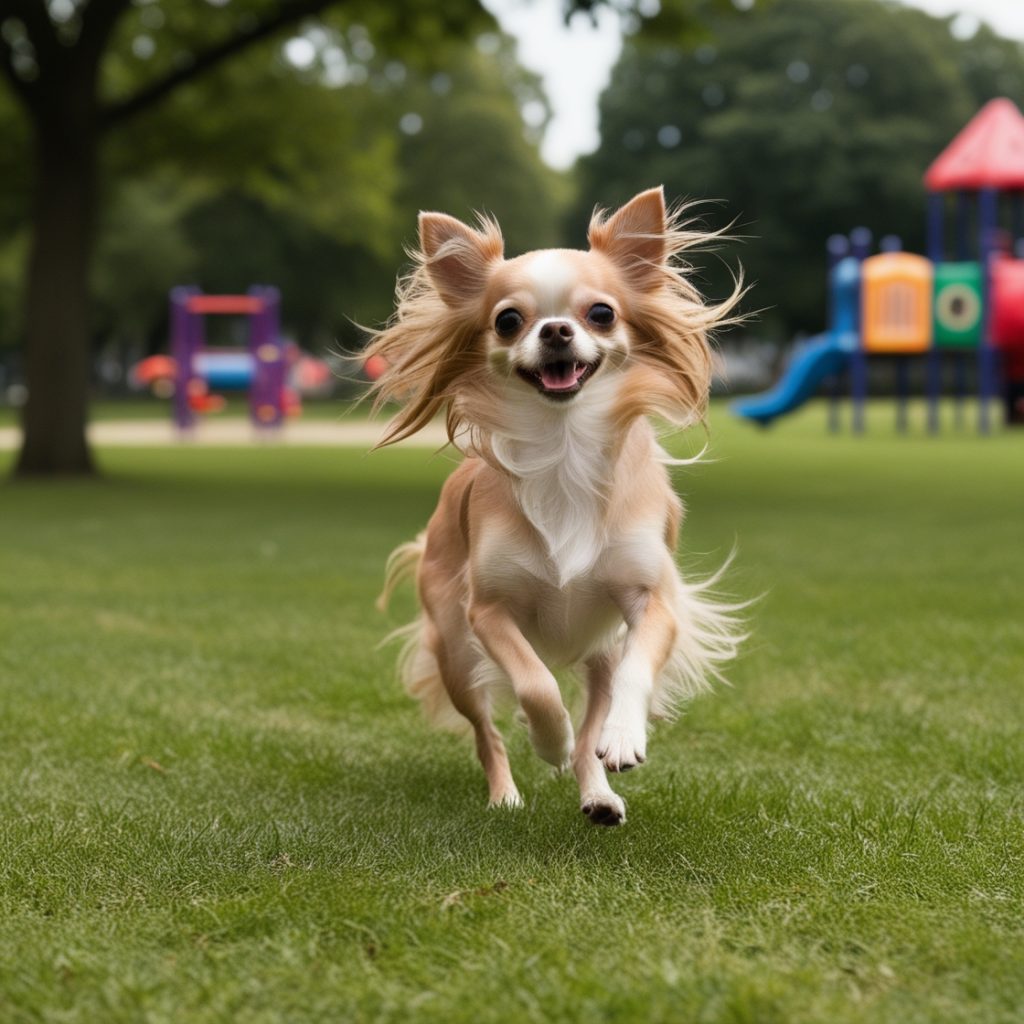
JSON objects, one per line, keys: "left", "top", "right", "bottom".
{"left": 588, "top": 186, "right": 667, "bottom": 291}
{"left": 419, "top": 211, "right": 503, "bottom": 308}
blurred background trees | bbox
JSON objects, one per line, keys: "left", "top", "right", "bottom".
{"left": 1, "top": 0, "right": 1024, "bottom": 473}
{"left": 93, "top": 28, "right": 563, "bottom": 354}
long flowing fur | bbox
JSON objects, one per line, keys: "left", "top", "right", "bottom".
{"left": 595, "top": 201, "right": 746, "bottom": 432}
{"left": 363, "top": 214, "right": 503, "bottom": 448}
{"left": 654, "top": 553, "right": 748, "bottom": 717}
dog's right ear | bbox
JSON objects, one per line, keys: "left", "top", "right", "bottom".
{"left": 419, "top": 211, "right": 503, "bottom": 308}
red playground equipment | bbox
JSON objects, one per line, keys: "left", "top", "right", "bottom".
{"left": 924, "top": 97, "right": 1024, "bottom": 429}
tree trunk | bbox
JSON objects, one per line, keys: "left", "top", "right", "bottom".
{"left": 14, "top": 113, "right": 99, "bottom": 476}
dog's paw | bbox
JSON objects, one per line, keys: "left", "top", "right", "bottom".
{"left": 596, "top": 709, "right": 647, "bottom": 773}
{"left": 581, "top": 791, "right": 626, "bottom": 826}
{"left": 489, "top": 788, "right": 524, "bottom": 810}
{"left": 529, "top": 711, "right": 575, "bottom": 769}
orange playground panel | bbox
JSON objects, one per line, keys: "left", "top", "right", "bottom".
{"left": 861, "top": 253, "right": 933, "bottom": 354}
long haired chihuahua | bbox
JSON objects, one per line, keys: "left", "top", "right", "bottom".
{"left": 369, "top": 187, "right": 743, "bottom": 826}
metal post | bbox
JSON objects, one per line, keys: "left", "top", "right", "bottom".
{"left": 849, "top": 228, "right": 870, "bottom": 434}
{"left": 826, "top": 235, "right": 849, "bottom": 433}
{"left": 248, "top": 285, "right": 284, "bottom": 430}
{"left": 851, "top": 350, "right": 867, "bottom": 433}
{"left": 827, "top": 374, "right": 841, "bottom": 434}
{"left": 826, "top": 233, "right": 850, "bottom": 271}
{"left": 925, "top": 348, "right": 942, "bottom": 434}
{"left": 170, "top": 289, "right": 189, "bottom": 431}
{"left": 927, "top": 193, "right": 944, "bottom": 263}
{"left": 955, "top": 190, "right": 971, "bottom": 261}
{"left": 927, "top": 191, "right": 946, "bottom": 434}
{"left": 170, "top": 286, "right": 201, "bottom": 432}
{"left": 266, "top": 287, "right": 285, "bottom": 425}
{"left": 978, "top": 187, "right": 998, "bottom": 433}
{"left": 896, "top": 358, "right": 909, "bottom": 433}
{"left": 850, "top": 226, "right": 873, "bottom": 260}
{"left": 954, "top": 353, "right": 967, "bottom": 429}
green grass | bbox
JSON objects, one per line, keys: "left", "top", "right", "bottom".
{"left": 1, "top": 401, "right": 1022, "bottom": 1023}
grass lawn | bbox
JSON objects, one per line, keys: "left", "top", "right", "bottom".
{"left": 1, "top": 401, "right": 1021, "bottom": 1023}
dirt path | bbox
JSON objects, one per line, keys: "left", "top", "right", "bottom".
{"left": 0, "top": 418, "right": 450, "bottom": 450}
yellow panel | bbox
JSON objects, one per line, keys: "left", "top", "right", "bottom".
{"left": 861, "top": 253, "right": 933, "bottom": 353}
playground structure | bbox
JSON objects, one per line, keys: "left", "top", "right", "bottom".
{"left": 732, "top": 98, "right": 1024, "bottom": 432}
{"left": 132, "top": 286, "right": 332, "bottom": 431}
{"left": 170, "top": 286, "right": 286, "bottom": 431}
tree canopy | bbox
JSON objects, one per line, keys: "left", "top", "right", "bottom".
{"left": 0, "top": 7, "right": 562, "bottom": 356}
{"left": 96, "top": 29, "right": 565, "bottom": 354}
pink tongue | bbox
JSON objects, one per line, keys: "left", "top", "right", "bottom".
{"left": 540, "top": 363, "right": 585, "bottom": 391}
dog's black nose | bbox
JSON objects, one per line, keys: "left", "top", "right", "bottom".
{"left": 539, "top": 320, "right": 574, "bottom": 346}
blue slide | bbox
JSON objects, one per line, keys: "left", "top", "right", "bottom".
{"left": 731, "top": 332, "right": 854, "bottom": 427}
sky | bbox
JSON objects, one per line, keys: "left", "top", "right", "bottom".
{"left": 484, "top": 0, "right": 1024, "bottom": 170}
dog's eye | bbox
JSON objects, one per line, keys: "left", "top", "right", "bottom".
{"left": 587, "top": 303, "right": 615, "bottom": 327}
{"left": 494, "top": 309, "right": 524, "bottom": 337}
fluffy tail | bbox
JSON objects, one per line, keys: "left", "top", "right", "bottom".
{"left": 375, "top": 534, "right": 426, "bottom": 613}
{"left": 376, "top": 534, "right": 468, "bottom": 732}
{"left": 652, "top": 553, "right": 750, "bottom": 718}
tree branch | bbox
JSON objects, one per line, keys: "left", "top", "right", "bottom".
{"left": 100, "top": 0, "right": 339, "bottom": 131}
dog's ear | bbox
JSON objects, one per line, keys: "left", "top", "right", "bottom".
{"left": 419, "top": 211, "right": 503, "bottom": 307}
{"left": 588, "top": 186, "right": 667, "bottom": 291}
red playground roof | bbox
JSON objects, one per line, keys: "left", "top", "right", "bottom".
{"left": 925, "top": 98, "right": 1024, "bottom": 191}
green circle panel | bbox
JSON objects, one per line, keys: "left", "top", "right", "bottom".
{"left": 933, "top": 262, "right": 983, "bottom": 349}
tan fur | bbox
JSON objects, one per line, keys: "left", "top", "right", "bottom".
{"left": 364, "top": 214, "right": 504, "bottom": 447}
{"left": 372, "top": 187, "right": 745, "bottom": 824}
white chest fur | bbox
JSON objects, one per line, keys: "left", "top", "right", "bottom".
{"left": 472, "top": 517, "right": 668, "bottom": 669}
{"left": 490, "top": 378, "right": 618, "bottom": 587}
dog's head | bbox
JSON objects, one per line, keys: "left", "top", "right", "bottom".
{"left": 368, "top": 187, "right": 740, "bottom": 447}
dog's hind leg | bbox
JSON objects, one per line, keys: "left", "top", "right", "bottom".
{"left": 428, "top": 623, "right": 522, "bottom": 809}
{"left": 465, "top": 697, "right": 522, "bottom": 809}
{"left": 574, "top": 653, "right": 626, "bottom": 826}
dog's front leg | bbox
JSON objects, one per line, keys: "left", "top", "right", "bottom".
{"left": 574, "top": 654, "right": 627, "bottom": 826}
{"left": 597, "top": 585, "right": 678, "bottom": 772}
{"left": 468, "top": 601, "right": 574, "bottom": 768}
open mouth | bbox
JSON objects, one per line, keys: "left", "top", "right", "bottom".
{"left": 516, "top": 358, "right": 601, "bottom": 401}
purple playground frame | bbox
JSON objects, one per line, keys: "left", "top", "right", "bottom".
{"left": 169, "top": 285, "right": 284, "bottom": 432}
